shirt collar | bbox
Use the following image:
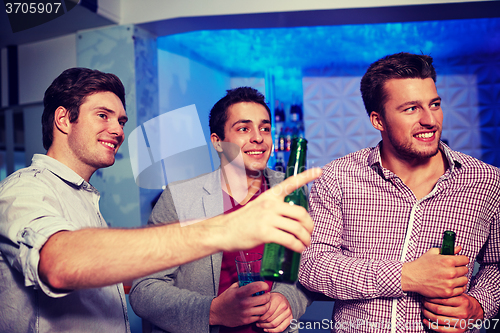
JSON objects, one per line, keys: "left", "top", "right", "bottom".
{"left": 439, "top": 141, "right": 463, "bottom": 173}
{"left": 31, "top": 154, "right": 87, "bottom": 187}
{"left": 367, "top": 141, "right": 463, "bottom": 179}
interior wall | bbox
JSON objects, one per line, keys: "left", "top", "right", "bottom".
{"left": 18, "top": 34, "right": 77, "bottom": 105}
{"left": 303, "top": 52, "right": 500, "bottom": 169}
{"left": 76, "top": 24, "right": 143, "bottom": 229}
{"left": 157, "top": 49, "right": 231, "bottom": 184}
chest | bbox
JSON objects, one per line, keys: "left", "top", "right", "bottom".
{"left": 54, "top": 185, "right": 106, "bottom": 228}
{"left": 339, "top": 178, "right": 494, "bottom": 261}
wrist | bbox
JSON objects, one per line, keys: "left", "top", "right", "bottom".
{"left": 209, "top": 296, "right": 223, "bottom": 326}
{"left": 400, "top": 262, "right": 415, "bottom": 293}
{"left": 467, "top": 294, "right": 485, "bottom": 321}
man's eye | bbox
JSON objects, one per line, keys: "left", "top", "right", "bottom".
{"left": 98, "top": 114, "right": 107, "bottom": 119}
{"left": 261, "top": 127, "right": 270, "bottom": 132}
{"left": 405, "top": 106, "right": 417, "bottom": 112}
{"left": 431, "top": 102, "right": 441, "bottom": 108}
{"left": 238, "top": 127, "right": 248, "bottom": 132}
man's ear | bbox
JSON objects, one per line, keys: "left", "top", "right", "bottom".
{"left": 210, "top": 133, "right": 223, "bottom": 152}
{"left": 370, "top": 111, "right": 385, "bottom": 132}
{"left": 53, "top": 106, "right": 71, "bottom": 135}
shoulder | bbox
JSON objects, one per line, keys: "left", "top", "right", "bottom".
{"left": 166, "top": 171, "right": 217, "bottom": 195}
{"left": 151, "top": 171, "right": 219, "bottom": 223}
{"left": 0, "top": 164, "right": 55, "bottom": 195}
{"left": 264, "top": 168, "right": 285, "bottom": 186}
{"left": 321, "top": 147, "right": 374, "bottom": 177}
{"left": 451, "top": 150, "right": 500, "bottom": 184}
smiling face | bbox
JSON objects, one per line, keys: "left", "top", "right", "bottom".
{"left": 211, "top": 102, "right": 272, "bottom": 176}
{"left": 65, "top": 91, "right": 128, "bottom": 178}
{"left": 371, "top": 77, "right": 443, "bottom": 162}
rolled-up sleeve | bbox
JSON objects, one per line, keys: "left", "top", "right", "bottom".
{"left": 0, "top": 175, "right": 79, "bottom": 297}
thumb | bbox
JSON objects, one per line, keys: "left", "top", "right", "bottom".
{"left": 453, "top": 245, "right": 462, "bottom": 255}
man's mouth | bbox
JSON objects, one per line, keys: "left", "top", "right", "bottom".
{"left": 100, "top": 141, "right": 117, "bottom": 149}
{"left": 245, "top": 150, "right": 265, "bottom": 155}
{"left": 414, "top": 132, "right": 435, "bottom": 139}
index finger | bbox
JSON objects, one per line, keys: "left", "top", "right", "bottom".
{"left": 270, "top": 168, "right": 322, "bottom": 199}
{"left": 238, "top": 281, "right": 270, "bottom": 296}
{"left": 424, "top": 295, "right": 463, "bottom": 306}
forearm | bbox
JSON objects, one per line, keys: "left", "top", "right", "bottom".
{"left": 271, "top": 282, "right": 314, "bottom": 319}
{"left": 39, "top": 220, "right": 225, "bottom": 290}
{"left": 130, "top": 272, "right": 213, "bottom": 332}
{"left": 467, "top": 264, "right": 500, "bottom": 319}
{"left": 299, "top": 251, "right": 404, "bottom": 300}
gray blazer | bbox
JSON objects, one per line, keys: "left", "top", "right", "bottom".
{"left": 129, "top": 168, "right": 313, "bottom": 333}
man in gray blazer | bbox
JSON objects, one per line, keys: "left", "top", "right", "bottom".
{"left": 130, "top": 87, "right": 313, "bottom": 333}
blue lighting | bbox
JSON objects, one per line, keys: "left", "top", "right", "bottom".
{"left": 158, "top": 17, "right": 500, "bottom": 74}
{"left": 158, "top": 17, "right": 500, "bottom": 103}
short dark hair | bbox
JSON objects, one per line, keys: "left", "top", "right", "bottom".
{"left": 360, "top": 52, "right": 437, "bottom": 117}
{"left": 42, "top": 67, "right": 126, "bottom": 150}
{"left": 209, "top": 87, "right": 271, "bottom": 140}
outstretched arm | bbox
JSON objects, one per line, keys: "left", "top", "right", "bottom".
{"left": 39, "top": 168, "right": 321, "bottom": 290}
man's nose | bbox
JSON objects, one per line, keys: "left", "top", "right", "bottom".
{"left": 109, "top": 120, "right": 125, "bottom": 140}
{"left": 251, "top": 129, "right": 263, "bottom": 143}
{"left": 420, "top": 107, "right": 438, "bottom": 127}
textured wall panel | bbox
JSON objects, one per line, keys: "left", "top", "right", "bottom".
{"left": 303, "top": 76, "right": 378, "bottom": 168}
{"left": 303, "top": 54, "right": 500, "bottom": 169}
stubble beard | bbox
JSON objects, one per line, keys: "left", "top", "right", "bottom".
{"left": 385, "top": 127, "right": 441, "bottom": 161}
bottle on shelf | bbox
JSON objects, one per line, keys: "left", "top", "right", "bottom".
{"left": 261, "top": 137, "right": 308, "bottom": 283}
{"left": 274, "top": 101, "right": 285, "bottom": 123}
{"left": 285, "top": 127, "right": 292, "bottom": 152}
{"left": 278, "top": 128, "right": 286, "bottom": 152}
{"left": 290, "top": 103, "right": 303, "bottom": 122}
{"left": 296, "top": 103, "right": 303, "bottom": 122}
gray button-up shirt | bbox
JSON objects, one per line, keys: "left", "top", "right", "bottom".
{"left": 0, "top": 154, "right": 130, "bottom": 333}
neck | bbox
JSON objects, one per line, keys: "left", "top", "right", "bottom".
{"left": 220, "top": 162, "right": 264, "bottom": 205}
{"left": 47, "top": 146, "right": 95, "bottom": 182}
{"left": 380, "top": 143, "right": 448, "bottom": 200}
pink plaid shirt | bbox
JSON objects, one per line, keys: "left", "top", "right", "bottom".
{"left": 299, "top": 142, "right": 500, "bottom": 332}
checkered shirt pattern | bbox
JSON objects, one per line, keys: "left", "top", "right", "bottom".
{"left": 299, "top": 142, "right": 500, "bottom": 333}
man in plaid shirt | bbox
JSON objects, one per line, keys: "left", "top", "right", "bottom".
{"left": 299, "top": 52, "right": 499, "bottom": 332}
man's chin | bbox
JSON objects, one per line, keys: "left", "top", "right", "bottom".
{"left": 245, "top": 163, "right": 267, "bottom": 177}
{"left": 97, "top": 159, "right": 116, "bottom": 169}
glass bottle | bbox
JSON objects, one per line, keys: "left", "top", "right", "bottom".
{"left": 440, "top": 230, "right": 456, "bottom": 255}
{"left": 261, "top": 137, "right": 308, "bottom": 283}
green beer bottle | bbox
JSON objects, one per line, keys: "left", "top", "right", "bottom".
{"left": 440, "top": 230, "right": 456, "bottom": 255}
{"left": 261, "top": 137, "right": 308, "bottom": 283}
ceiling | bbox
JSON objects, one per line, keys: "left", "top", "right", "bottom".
{"left": 156, "top": 16, "right": 500, "bottom": 102}
{"left": 157, "top": 17, "right": 500, "bottom": 77}
{"left": 0, "top": 4, "right": 114, "bottom": 49}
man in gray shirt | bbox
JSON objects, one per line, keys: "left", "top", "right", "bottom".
{"left": 0, "top": 68, "right": 320, "bottom": 332}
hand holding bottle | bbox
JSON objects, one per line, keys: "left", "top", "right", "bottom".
{"left": 261, "top": 137, "right": 309, "bottom": 283}
{"left": 401, "top": 246, "right": 469, "bottom": 298}
{"left": 207, "top": 167, "right": 321, "bottom": 254}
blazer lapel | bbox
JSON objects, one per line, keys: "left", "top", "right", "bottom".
{"left": 201, "top": 170, "right": 224, "bottom": 218}
{"left": 201, "top": 170, "right": 224, "bottom": 293}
